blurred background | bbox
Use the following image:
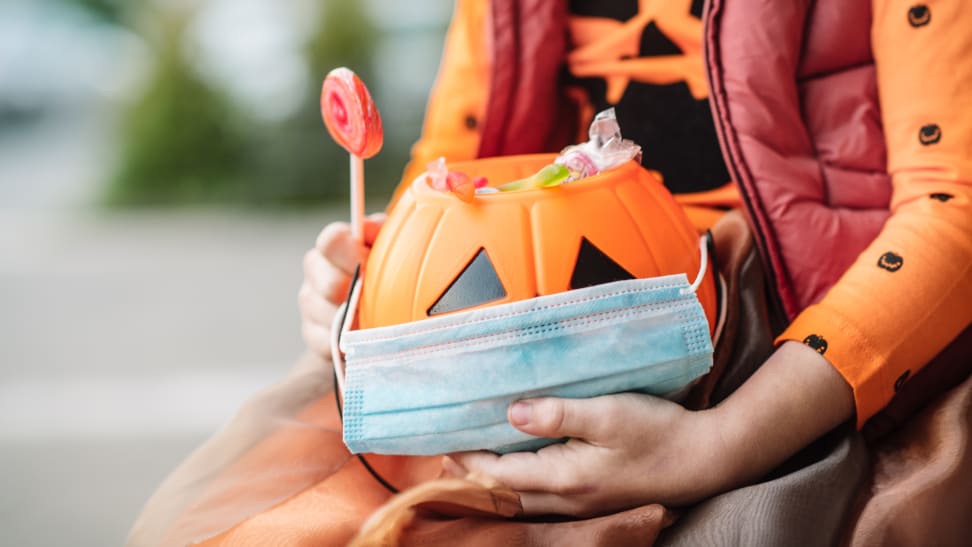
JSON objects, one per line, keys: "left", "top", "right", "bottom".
{"left": 0, "top": 0, "right": 450, "bottom": 544}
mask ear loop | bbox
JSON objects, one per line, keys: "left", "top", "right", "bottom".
{"left": 677, "top": 232, "right": 729, "bottom": 348}
{"left": 680, "top": 236, "right": 709, "bottom": 296}
{"left": 679, "top": 234, "right": 728, "bottom": 343}
{"left": 329, "top": 266, "right": 400, "bottom": 495}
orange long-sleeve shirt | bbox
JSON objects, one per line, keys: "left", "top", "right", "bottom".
{"left": 778, "top": 0, "right": 972, "bottom": 425}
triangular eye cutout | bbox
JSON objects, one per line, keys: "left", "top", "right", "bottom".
{"left": 428, "top": 248, "right": 507, "bottom": 316}
{"left": 570, "top": 237, "right": 636, "bottom": 290}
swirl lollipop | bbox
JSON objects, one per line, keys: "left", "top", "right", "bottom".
{"left": 321, "top": 68, "right": 384, "bottom": 242}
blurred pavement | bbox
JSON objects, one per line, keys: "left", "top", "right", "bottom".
{"left": 0, "top": 208, "right": 344, "bottom": 546}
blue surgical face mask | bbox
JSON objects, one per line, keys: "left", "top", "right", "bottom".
{"left": 332, "top": 239, "right": 715, "bottom": 456}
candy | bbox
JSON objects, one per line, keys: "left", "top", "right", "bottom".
{"left": 446, "top": 171, "right": 469, "bottom": 188}
{"left": 444, "top": 172, "right": 473, "bottom": 202}
{"left": 497, "top": 164, "right": 571, "bottom": 192}
{"left": 321, "top": 68, "right": 383, "bottom": 159}
{"left": 424, "top": 158, "right": 481, "bottom": 202}
{"left": 553, "top": 108, "right": 642, "bottom": 184}
{"left": 534, "top": 164, "right": 571, "bottom": 188}
{"left": 320, "top": 67, "right": 384, "bottom": 243}
{"left": 555, "top": 149, "right": 599, "bottom": 182}
{"left": 425, "top": 157, "right": 449, "bottom": 191}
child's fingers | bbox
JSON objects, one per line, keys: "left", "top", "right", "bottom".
{"left": 314, "top": 222, "right": 365, "bottom": 276}
{"left": 303, "top": 249, "right": 353, "bottom": 305}
{"left": 298, "top": 282, "right": 339, "bottom": 326}
{"left": 507, "top": 397, "right": 616, "bottom": 442}
{"left": 451, "top": 450, "right": 557, "bottom": 493}
{"left": 299, "top": 216, "right": 384, "bottom": 358}
{"left": 439, "top": 456, "right": 468, "bottom": 479}
{"left": 301, "top": 321, "right": 332, "bottom": 358}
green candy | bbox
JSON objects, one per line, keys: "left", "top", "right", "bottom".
{"left": 497, "top": 164, "right": 570, "bottom": 192}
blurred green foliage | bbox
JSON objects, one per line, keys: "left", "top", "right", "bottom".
{"left": 106, "top": 8, "right": 251, "bottom": 205}
{"left": 102, "top": 0, "right": 430, "bottom": 208}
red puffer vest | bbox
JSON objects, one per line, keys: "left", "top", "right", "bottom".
{"left": 477, "top": 0, "right": 890, "bottom": 320}
{"left": 705, "top": 0, "right": 891, "bottom": 319}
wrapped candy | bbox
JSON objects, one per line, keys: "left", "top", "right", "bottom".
{"left": 555, "top": 108, "right": 642, "bottom": 183}
{"left": 425, "top": 157, "right": 449, "bottom": 191}
{"left": 425, "top": 157, "right": 487, "bottom": 202}
{"left": 556, "top": 149, "right": 599, "bottom": 181}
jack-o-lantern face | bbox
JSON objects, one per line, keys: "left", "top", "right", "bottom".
{"left": 919, "top": 124, "right": 942, "bottom": 145}
{"left": 878, "top": 251, "right": 904, "bottom": 272}
{"left": 358, "top": 154, "right": 717, "bottom": 333}
{"left": 427, "top": 248, "right": 507, "bottom": 315}
{"left": 426, "top": 237, "right": 637, "bottom": 316}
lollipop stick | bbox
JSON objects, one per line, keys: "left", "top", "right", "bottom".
{"left": 350, "top": 154, "right": 365, "bottom": 243}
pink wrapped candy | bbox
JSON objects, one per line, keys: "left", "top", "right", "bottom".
{"left": 425, "top": 157, "right": 487, "bottom": 202}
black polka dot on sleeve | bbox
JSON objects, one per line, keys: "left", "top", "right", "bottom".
{"left": 877, "top": 252, "right": 904, "bottom": 272}
{"left": 908, "top": 5, "right": 931, "bottom": 27}
{"left": 919, "top": 123, "right": 942, "bottom": 145}
{"left": 803, "top": 334, "right": 828, "bottom": 355}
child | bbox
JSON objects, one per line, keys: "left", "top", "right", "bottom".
{"left": 299, "top": 0, "right": 971, "bottom": 520}
{"left": 130, "top": 0, "right": 972, "bottom": 544}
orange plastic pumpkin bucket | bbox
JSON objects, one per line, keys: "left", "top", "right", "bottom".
{"left": 359, "top": 154, "right": 717, "bottom": 332}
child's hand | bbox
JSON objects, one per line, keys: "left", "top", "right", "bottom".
{"left": 450, "top": 342, "right": 854, "bottom": 517}
{"left": 450, "top": 394, "right": 729, "bottom": 517}
{"left": 299, "top": 214, "right": 385, "bottom": 357}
